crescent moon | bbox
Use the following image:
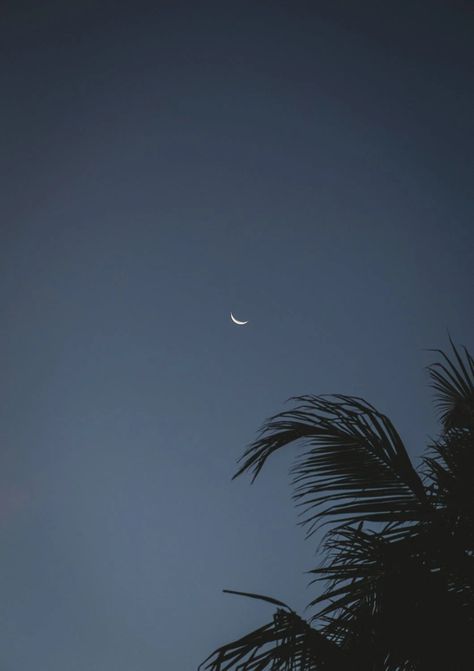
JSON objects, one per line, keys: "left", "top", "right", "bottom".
{"left": 230, "top": 312, "right": 248, "bottom": 326}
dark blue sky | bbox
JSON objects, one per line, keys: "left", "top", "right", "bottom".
{"left": 1, "top": 1, "right": 473, "bottom": 669}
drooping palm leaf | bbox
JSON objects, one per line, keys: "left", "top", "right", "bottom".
{"left": 199, "top": 606, "right": 351, "bottom": 671}
{"left": 235, "top": 394, "right": 428, "bottom": 532}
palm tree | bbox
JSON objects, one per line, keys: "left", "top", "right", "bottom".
{"left": 200, "top": 340, "right": 474, "bottom": 671}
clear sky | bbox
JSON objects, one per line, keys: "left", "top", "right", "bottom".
{"left": 1, "top": 1, "right": 473, "bottom": 669}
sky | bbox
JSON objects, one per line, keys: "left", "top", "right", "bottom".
{"left": 1, "top": 1, "right": 473, "bottom": 669}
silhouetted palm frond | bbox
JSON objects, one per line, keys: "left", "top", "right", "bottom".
{"left": 427, "top": 338, "right": 474, "bottom": 432}
{"left": 200, "top": 604, "right": 351, "bottom": 671}
{"left": 235, "top": 394, "right": 428, "bottom": 533}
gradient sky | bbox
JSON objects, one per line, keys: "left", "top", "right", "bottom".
{"left": 1, "top": 1, "right": 473, "bottom": 669}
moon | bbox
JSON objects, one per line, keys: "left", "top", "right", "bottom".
{"left": 230, "top": 312, "right": 248, "bottom": 326}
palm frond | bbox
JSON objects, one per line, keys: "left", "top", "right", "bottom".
{"left": 309, "top": 525, "right": 411, "bottom": 623}
{"left": 199, "top": 607, "right": 351, "bottom": 671}
{"left": 427, "top": 339, "right": 474, "bottom": 431}
{"left": 222, "top": 589, "right": 292, "bottom": 611}
{"left": 235, "top": 395, "right": 428, "bottom": 532}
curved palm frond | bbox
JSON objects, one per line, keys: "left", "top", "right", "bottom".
{"left": 221, "top": 589, "right": 292, "bottom": 611}
{"left": 199, "top": 606, "right": 351, "bottom": 671}
{"left": 427, "top": 339, "right": 474, "bottom": 432}
{"left": 235, "top": 395, "right": 428, "bottom": 532}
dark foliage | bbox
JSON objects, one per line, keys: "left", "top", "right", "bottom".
{"left": 200, "top": 341, "right": 474, "bottom": 671}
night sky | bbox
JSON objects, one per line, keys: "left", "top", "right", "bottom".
{"left": 1, "top": 1, "right": 473, "bottom": 669}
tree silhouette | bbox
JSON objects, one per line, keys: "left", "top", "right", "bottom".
{"left": 200, "top": 340, "right": 474, "bottom": 671}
